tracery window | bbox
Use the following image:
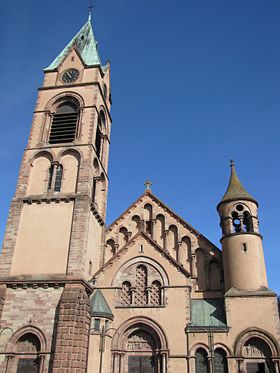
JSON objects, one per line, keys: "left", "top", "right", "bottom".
{"left": 49, "top": 102, "right": 79, "bottom": 144}
{"left": 135, "top": 265, "right": 148, "bottom": 306}
{"left": 231, "top": 204, "right": 254, "bottom": 233}
{"left": 119, "top": 263, "right": 163, "bottom": 307}
{"left": 150, "top": 281, "right": 161, "bottom": 305}
{"left": 121, "top": 281, "right": 132, "bottom": 306}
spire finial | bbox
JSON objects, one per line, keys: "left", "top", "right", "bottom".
{"left": 144, "top": 179, "right": 152, "bottom": 191}
{"left": 230, "top": 159, "right": 235, "bottom": 168}
{"left": 88, "top": 0, "right": 93, "bottom": 21}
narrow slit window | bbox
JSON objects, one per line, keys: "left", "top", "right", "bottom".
{"left": 54, "top": 165, "right": 63, "bottom": 192}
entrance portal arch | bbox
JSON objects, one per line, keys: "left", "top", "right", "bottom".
{"left": 111, "top": 317, "right": 168, "bottom": 373}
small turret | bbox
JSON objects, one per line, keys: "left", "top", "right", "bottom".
{"left": 217, "top": 161, "right": 268, "bottom": 292}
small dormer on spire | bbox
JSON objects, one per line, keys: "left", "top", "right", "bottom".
{"left": 45, "top": 16, "right": 101, "bottom": 71}
{"left": 218, "top": 160, "right": 257, "bottom": 206}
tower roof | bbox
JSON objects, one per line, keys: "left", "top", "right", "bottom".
{"left": 218, "top": 160, "right": 257, "bottom": 206}
{"left": 45, "top": 18, "right": 101, "bottom": 71}
{"left": 90, "top": 289, "right": 114, "bottom": 320}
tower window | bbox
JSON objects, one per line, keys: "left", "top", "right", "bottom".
{"left": 243, "top": 211, "right": 253, "bottom": 232}
{"left": 95, "top": 118, "right": 102, "bottom": 158}
{"left": 49, "top": 102, "right": 78, "bottom": 144}
{"left": 48, "top": 163, "right": 63, "bottom": 192}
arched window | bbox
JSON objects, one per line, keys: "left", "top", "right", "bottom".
{"left": 16, "top": 333, "right": 41, "bottom": 373}
{"left": 150, "top": 281, "right": 161, "bottom": 306}
{"left": 121, "top": 281, "right": 132, "bottom": 306}
{"left": 195, "top": 348, "right": 210, "bottom": 373}
{"left": 135, "top": 265, "right": 148, "bottom": 306}
{"left": 49, "top": 102, "right": 79, "bottom": 144}
{"left": 243, "top": 211, "right": 253, "bottom": 232}
{"left": 103, "top": 84, "right": 107, "bottom": 100}
{"left": 48, "top": 163, "right": 63, "bottom": 192}
{"left": 214, "top": 348, "right": 228, "bottom": 373}
{"left": 95, "top": 117, "right": 102, "bottom": 158}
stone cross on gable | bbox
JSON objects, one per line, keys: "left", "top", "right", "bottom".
{"left": 144, "top": 179, "right": 152, "bottom": 191}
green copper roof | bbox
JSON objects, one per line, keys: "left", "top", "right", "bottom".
{"left": 90, "top": 289, "right": 114, "bottom": 320}
{"left": 45, "top": 19, "right": 101, "bottom": 71}
{"left": 190, "top": 299, "right": 226, "bottom": 327}
{"left": 219, "top": 160, "right": 256, "bottom": 204}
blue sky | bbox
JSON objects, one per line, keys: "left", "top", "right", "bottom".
{"left": 0, "top": 0, "right": 279, "bottom": 293}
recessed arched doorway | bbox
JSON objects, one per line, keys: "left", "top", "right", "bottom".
{"left": 111, "top": 317, "right": 168, "bottom": 373}
{"left": 235, "top": 330, "right": 279, "bottom": 373}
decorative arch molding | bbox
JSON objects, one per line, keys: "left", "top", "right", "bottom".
{"left": 234, "top": 328, "right": 279, "bottom": 357}
{"left": 190, "top": 343, "right": 210, "bottom": 357}
{"left": 214, "top": 343, "right": 232, "bottom": 356}
{"left": 111, "top": 316, "right": 168, "bottom": 352}
{"left": 57, "top": 148, "right": 82, "bottom": 163}
{"left": 29, "top": 150, "right": 54, "bottom": 165}
{"left": 111, "top": 256, "right": 170, "bottom": 287}
{"left": 44, "top": 91, "right": 85, "bottom": 112}
{"left": 5, "top": 325, "right": 47, "bottom": 353}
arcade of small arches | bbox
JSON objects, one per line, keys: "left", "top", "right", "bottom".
{"left": 1, "top": 323, "right": 279, "bottom": 373}
{"left": 105, "top": 204, "right": 223, "bottom": 292}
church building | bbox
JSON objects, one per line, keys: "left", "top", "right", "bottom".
{"left": 0, "top": 13, "right": 279, "bottom": 373}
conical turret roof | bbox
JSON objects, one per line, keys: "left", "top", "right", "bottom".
{"left": 45, "top": 17, "right": 101, "bottom": 71}
{"left": 90, "top": 289, "right": 114, "bottom": 320}
{"left": 219, "top": 160, "right": 257, "bottom": 206}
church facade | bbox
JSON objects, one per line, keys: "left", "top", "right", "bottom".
{"left": 0, "top": 15, "right": 279, "bottom": 373}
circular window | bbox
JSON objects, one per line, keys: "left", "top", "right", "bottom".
{"left": 236, "top": 204, "right": 244, "bottom": 211}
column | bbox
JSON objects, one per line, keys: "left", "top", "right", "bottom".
{"left": 161, "top": 352, "right": 167, "bottom": 373}
{"left": 151, "top": 219, "right": 157, "bottom": 239}
{"left": 191, "top": 253, "right": 197, "bottom": 278}
{"left": 112, "top": 352, "right": 120, "bottom": 373}
{"left": 4, "top": 355, "right": 14, "bottom": 373}
{"left": 273, "top": 360, "right": 280, "bottom": 373}
{"left": 38, "top": 355, "right": 45, "bottom": 373}
{"left": 177, "top": 241, "right": 182, "bottom": 263}
{"left": 163, "top": 230, "right": 169, "bottom": 251}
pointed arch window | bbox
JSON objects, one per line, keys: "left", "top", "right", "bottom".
{"left": 49, "top": 102, "right": 79, "bottom": 144}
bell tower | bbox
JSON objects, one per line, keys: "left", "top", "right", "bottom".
{"left": 217, "top": 160, "right": 268, "bottom": 292}
{"left": 0, "top": 15, "right": 112, "bottom": 280}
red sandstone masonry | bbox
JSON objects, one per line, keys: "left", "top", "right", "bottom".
{"left": 52, "top": 284, "right": 90, "bottom": 373}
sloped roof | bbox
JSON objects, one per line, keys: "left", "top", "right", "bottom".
{"left": 45, "top": 19, "right": 101, "bottom": 71}
{"left": 93, "top": 230, "right": 191, "bottom": 280}
{"left": 106, "top": 190, "right": 219, "bottom": 251}
{"left": 219, "top": 160, "right": 257, "bottom": 206}
{"left": 90, "top": 289, "right": 114, "bottom": 320}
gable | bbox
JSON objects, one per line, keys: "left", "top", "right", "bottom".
{"left": 93, "top": 232, "right": 190, "bottom": 287}
{"left": 103, "top": 191, "right": 224, "bottom": 295}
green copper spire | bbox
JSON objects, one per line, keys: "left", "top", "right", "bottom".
{"left": 219, "top": 160, "right": 257, "bottom": 205}
{"left": 90, "top": 289, "right": 114, "bottom": 320}
{"left": 45, "top": 18, "right": 101, "bottom": 71}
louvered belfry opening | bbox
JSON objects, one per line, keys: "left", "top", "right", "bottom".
{"left": 49, "top": 102, "right": 78, "bottom": 144}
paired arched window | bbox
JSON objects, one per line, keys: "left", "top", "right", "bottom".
{"left": 195, "top": 348, "right": 209, "bottom": 373}
{"left": 214, "top": 348, "right": 228, "bottom": 373}
{"left": 49, "top": 102, "right": 79, "bottom": 144}
{"left": 48, "top": 163, "right": 63, "bottom": 192}
{"left": 231, "top": 204, "right": 254, "bottom": 233}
